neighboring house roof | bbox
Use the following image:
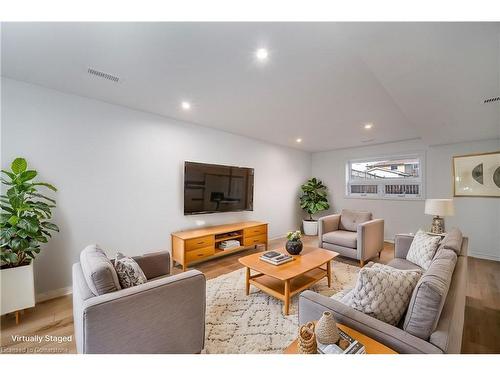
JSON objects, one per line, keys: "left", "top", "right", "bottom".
{"left": 371, "top": 159, "right": 419, "bottom": 167}
{"left": 366, "top": 167, "right": 411, "bottom": 177}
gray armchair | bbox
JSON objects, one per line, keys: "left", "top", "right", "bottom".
{"left": 72, "top": 247, "right": 206, "bottom": 354}
{"left": 318, "top": 209, "right": 384, "bottom": 266}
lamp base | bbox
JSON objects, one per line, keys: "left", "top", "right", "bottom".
{"left": 430, "top": 216, "right": 445, "bottom": 234}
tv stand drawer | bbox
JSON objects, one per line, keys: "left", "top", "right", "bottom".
{"left": 185, "top": 246, "right": 215, "bottom": 262}
{"left": 244, "top": 233, "right": 267, "bottom": 247}
{"left": 185, "top": 235, "right": 215, "bottom": 251}
{"left": 243, "top": 225, "right": 267, "bottom": 237}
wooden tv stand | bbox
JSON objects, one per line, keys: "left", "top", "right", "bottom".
{"left": 171, "top": 221, "right": 268, "bottom": 271}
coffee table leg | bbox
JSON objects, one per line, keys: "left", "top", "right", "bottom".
{"left": 283, "top": 280, "right": 290, "bottom": 315}
{"left": 246, "top": 267, "right": 250, "bottom": 295}
{"left": 327, "top": 261, "right": 332, "bottom": 288}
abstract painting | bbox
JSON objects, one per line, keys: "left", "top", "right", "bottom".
{"left": 453, "top": 151, "right": 500, "bottom": 197}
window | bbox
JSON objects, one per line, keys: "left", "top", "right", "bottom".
{"left": 346, "top": 154, "right": 425, "bottom": 200}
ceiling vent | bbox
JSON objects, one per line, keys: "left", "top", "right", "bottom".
{"left": 483, "top": 96, "right": 500, "bottom": 104}
{"left": 87, "top": 68, "right": 120, "bottom": 83}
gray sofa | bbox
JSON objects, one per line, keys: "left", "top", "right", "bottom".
{"left": 319, "top": 209, "right": 384, "bottom": 266}
{"left": 72, "top": 246, "right": 206, "bottom": 354}
{"left": 299, "top": 230, "right": 468, "bottom": 354}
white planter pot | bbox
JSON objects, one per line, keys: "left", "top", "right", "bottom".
{"left": 1, "top": 262, "right": 35, "bottom": 315}
{"left": 303, "top": 220, "right": 318, "bottom": 236}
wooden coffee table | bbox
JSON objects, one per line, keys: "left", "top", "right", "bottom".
{"left": 238, "top": 247, "right": 338, "bottom": 314}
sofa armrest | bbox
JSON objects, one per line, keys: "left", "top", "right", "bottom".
{"left": 298, "top": 291, "right": 442, "bottom": 354}
{"left": 357, "top": 219, "right": 384, "bottom": 261}
{"left": 133, "top": 251, "right": 171, "bottom": 279}
{"left": 318, "top": 214, "right": 341, "bottom": 246}
{"left": 394, "top": 234, "right": 414, "bottom": 259}
{"left": 79, "top": 270, "right": 205, "bottom": 353}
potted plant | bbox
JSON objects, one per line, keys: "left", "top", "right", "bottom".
{"left": 0, "top": 157, "right": 59, "bottom": 320}
{"left": 285, "top": 230, "right": 303, "bottom": 255}
{"left": 299, "top": 177, "right": 330, "bottom": 236}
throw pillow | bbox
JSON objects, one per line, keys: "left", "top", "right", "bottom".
{"left": 403, "top": 249, "right": 457, "bottom": 340}
{"left": 437, "top": 227, "right": 463, "bottom": 256}
{"left": 406, "top": 230, "right": 441, "bottom": 270}
{"left": 114, "top": 252, "right": 147, "bottom": 288}
{"left": 80, "top": 244, "right": 121, "bottom": 296}
{"left": 349, "top": 263, "right": 422, "bottom": 326}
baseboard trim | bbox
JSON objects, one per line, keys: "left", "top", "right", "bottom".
{"left": 468, "top": 252, "right": 500, "bottom": 262}
{"left": 36, "top": 286, "right": 72, "bottom": 303}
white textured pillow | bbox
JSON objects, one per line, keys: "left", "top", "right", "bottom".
{"left": 114, "top": 252, "right": 147, "bottom": 288}
{"left": 349, "top": 263, "right": 422, "bottom": 325}
{"left": 406, "top": 230, "right": 441, "bottom": 270}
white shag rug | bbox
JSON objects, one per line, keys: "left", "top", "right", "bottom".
{"left": 203, "top": 260, "right": 359, "bottom": 354}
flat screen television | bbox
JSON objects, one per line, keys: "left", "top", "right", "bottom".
{"left": 184, "top": 161, "right": 254, "bottom": 215}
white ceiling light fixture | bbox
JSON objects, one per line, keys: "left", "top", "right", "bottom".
{"left": 296, "top": 138, "right": 302, "bottom": 143}
{"left": 181, "top": 101, "right": 191, "bottom": 110}
{"left": 255, "top": 48, "right": 269, "bottom": 61}
{"left": 364, "top": 123, "right": 373, "bottom": 130}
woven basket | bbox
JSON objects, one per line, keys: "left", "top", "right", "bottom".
{"left": 298, "top": 322, "right": 317, "bottom": 354}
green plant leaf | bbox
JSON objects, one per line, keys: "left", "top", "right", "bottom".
{"left": 7, "top": 215, "right": 20, "bottom": 226}
{"left": 0, "top": 205, "right": 14, "bottom": 213}
{"left": 41, "top": 222, "right": 59, "bottom": 232}
{"left": 32, "top": 182, "right": 57, "bottom": 191}
{"left": 17, "top": 218, "right": 39, "bottom": 234}
{"left": 28, "top": 192, "right": 56, "bottom": 204}
{"left": 11, "top": 158, "right": 27, "bottom": 174}
{"left": 18, "top": 170, "right": 38, "bottom": 183}
{"left": 10, "top": 237, "right": 29, "bottom": 251}
{"left": 1, "top": 170, "right": 16, "bottom": 180}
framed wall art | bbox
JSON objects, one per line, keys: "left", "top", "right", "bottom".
{"left": 453, "top": 151, "right": 500, "bottom": 197}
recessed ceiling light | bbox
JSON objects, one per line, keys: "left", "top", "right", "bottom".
{"left": 256, "top": 48, "right": 269, "bottom": 61}
{"left": 181, "top": 101, "right": 191, "bottom": 110}
{"left": 364, "top": 123, "right": 373, "bottom": 130}
{"left": 296, "top": 138, "right": 302, "bottom": 143}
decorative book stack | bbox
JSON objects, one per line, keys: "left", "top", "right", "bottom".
{"left": 317, "top": 328, "right": 366, "bottom": 354}
{"left": 219, "top": 240, "right": 241, "bottom": 250}
{"left": 259, "top": 251, "right": 293, "bottom": 266}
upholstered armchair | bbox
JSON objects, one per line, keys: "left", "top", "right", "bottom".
{"left": 72, "top": 246, "right": 206, "bottom": 354}
{"left": 318, "top": 209, "right": 384, "bottom": 266}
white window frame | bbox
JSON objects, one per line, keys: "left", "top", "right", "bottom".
{"left": 345, "top": 152, "right": 426, "bottom": 201}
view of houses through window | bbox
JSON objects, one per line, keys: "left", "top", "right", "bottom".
{"left": 347, "top": 155, "right": 424, "bottom": 199}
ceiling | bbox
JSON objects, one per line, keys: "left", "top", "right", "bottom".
{"left": 2, "top": 22, "right": 499, "bottom": 152}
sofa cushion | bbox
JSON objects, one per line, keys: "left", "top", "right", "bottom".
{"left": 387, "top": 258, "right": 423, "bottom": 271}
{"left": 322, "top": 230, "right": 357, "bottom": 248}
{"left": 406, "top": 230, "right": 441, "bottom": 270}
{"left": 403, "top": 249, "right": 457, "bottom": 340}
{"left": 80, "top": 245, "right": 121, "bottom": 296}
{"left": 437, "top": 227, "right": 463, "bottom": 255}
{"left": 349, "top": 263, "right": 422, "bottom": 325}
{"left": 339, "top": 209, "right": 372, "bottom": 232}
{"left": 114, "top": 252, "right": 148, "bottom": 289}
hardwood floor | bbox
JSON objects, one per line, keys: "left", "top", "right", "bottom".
{"left": 1, "top": 236, "right": 499, "bottom": 354}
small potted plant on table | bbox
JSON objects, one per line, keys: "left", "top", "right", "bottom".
{"left": 285, "top": 230, "right": 303, "bottom": 255}
{"left": 299, "top": 177, "right": 330, "bottom": 236}
{"left": 0, "top": 158, "right": 59, "bottom": 323}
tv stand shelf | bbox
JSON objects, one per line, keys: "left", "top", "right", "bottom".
{"left": 171, "top": 221, "right": 268, "bottom": 271}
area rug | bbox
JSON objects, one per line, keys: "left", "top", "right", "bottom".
{"left": 203, "top": 260, "right": 359, "bottom": 353}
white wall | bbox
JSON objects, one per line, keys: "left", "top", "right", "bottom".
{"left": 312, "top": 138, "right": 500, "bottom": 261}
{"left": 1, "top": 78, "right": 312, "bottom": 295}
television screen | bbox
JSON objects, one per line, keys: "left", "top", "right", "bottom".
{"left": 184, "top": 161, "right": 254, "bottom": 215}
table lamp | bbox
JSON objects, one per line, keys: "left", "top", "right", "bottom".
{"left": 425, "top": 199, "right": 454, "bottom": 234}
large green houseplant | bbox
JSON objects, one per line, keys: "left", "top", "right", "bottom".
{"left": 299, "top": 177, "right": 330, "bottom": 235}
{"left": 0, "top": 157, "right": 59, "bottom": 317}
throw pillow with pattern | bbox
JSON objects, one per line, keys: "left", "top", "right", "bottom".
{"left": 349, "top": 263, "right": 422, "bottom": 325}
{"left": 114, "top": 252, "right": 147, "bottom": 288}
{"left": 406, "top": 230, "right": 441, "bottom": 270}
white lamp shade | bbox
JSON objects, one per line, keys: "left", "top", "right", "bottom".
{"left": 425, "top": 199, "right": 455, "bottom": 217}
